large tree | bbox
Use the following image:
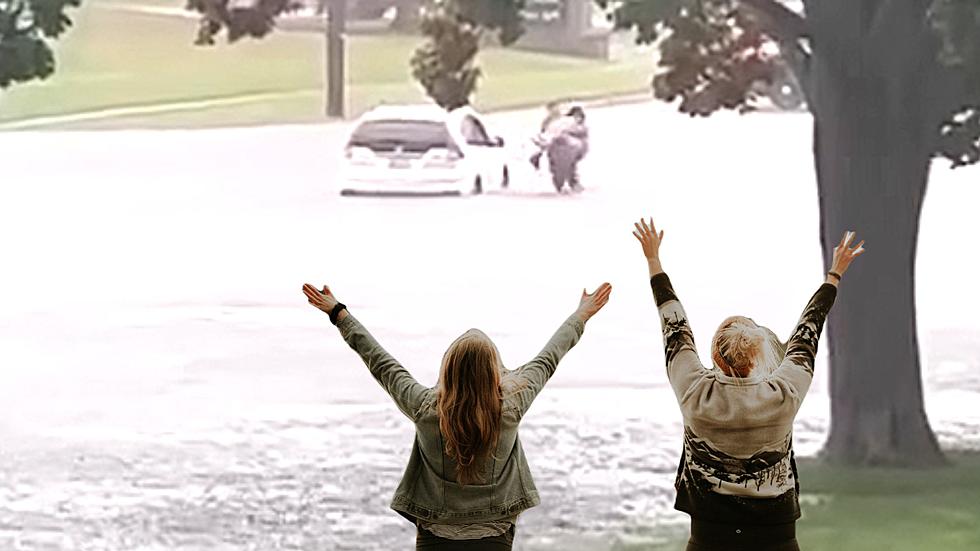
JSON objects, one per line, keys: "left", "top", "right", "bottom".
{"left": 600, "top": 0, "right": 980, "bottom": 466}
{"left": 0, "top": 0, "right": 81, "bottom": 89}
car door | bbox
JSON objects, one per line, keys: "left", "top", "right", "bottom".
{"left": 458, "top": 114, "right": 506, "bottom": 187}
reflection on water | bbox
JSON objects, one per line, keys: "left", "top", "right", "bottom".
{"left": 2, "top": 384, "right": 978, "bottom": 551}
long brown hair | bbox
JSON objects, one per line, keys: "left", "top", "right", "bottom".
{"left": 437, "top": 329, "right": 503, "bottom": 486}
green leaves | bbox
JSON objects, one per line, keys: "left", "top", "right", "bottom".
{"left": 411, "top": 0, "right": 524, "bottom": 109}
{"left": 931, "top": 0, "right": 980, "bottom": 167}
{"left": 187, "top": 0, "right": 303, "bottom": 45}
{"left": 455, "top": 0, "right": 524, "bottom": 45}
{"left": 605, "top": 0, "right": 784, "bottom": 115}
{"left": 0, "top": 0, "right": 77, "bottom": 89}
{"left": 28, "top": 0, "right": 81, "bottom": 38}
{"left": 602, "top": 0, "right": 980, "bottom": 165}
{"left": 597, "top": 0, "right": 685, "bottom": 43}
{"left": 411, "top": 5, "right": 483, "bottom": 109}
{"left": 938, "top": 108, "right": 980, "bottom": 167}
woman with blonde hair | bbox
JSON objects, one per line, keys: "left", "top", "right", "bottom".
{"left": 632, "top": 218, "right": 864, "bottom": 551}
{"left": 302, "top": 280, "right": 612, "bottom": 549}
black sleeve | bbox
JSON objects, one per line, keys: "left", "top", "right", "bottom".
{"left": 783, "top": 283, "right": 838, "bottom": 375}
{"left": 651, "top": 272, "right": 679, "bottom": 305}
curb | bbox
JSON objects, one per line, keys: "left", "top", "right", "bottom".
{"left": 0, "top": 90, "right": 656, "bottom": 132}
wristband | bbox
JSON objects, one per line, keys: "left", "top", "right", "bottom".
{"left": 329, "top": 302, "right": 347, "bottom": 325}
{"left": 827, "top": 271, "right": 842, "bottom": 282}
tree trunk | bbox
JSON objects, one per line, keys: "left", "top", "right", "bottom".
{"left": 807, "top": 0, "right": 947, "bottom": 466}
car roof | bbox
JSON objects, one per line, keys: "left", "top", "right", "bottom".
{"left": 357, "top": 103, "right": 484, "bottom": 123}
{"left": 359, "top": 104, "right": 450, "bottom": 122}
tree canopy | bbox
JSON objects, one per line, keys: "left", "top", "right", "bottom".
{"left": 0, "top": 0, "right": 81, "bottom": 88}
{"left": 597, "top": 0, "right": 980, "bottom": 167}
{"left": 411, "top": 0, "right": 525, "bottom": 109}
{"left": 187, "top": 0, "right": 302, "bottom": 45}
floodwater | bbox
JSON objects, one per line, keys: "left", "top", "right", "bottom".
{"left": 1, "top": 102, "right": 978, "bottom": 550}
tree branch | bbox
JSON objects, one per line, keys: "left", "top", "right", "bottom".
{"left": 736, "top": 0, "right": 813, "bottom": 104}
{"left": 737, "top": 0, "right": 808, "bottom": 42}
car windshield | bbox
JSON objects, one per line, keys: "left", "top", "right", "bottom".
{"left": 348, "top": 119, "right": 453, "bottom": 153}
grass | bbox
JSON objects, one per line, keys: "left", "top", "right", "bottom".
{"left": 619, "top": 452, "right": 980, "bottom": 551}
{"left": 0, "top": 0, "right": 655, "bottom": 129}
{"left": 791, "top": 453, "right": 980, "bottom": 551}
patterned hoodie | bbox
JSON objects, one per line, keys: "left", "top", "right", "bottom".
{"left": 650, "top": 272, "right": 837, "bottom": 524}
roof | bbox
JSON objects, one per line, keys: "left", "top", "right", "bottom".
{"left": 359, "top": 103, "right": 451, "bottom": 122}
{"left": 357, "top": 103, "right": 485, "bottom": 123}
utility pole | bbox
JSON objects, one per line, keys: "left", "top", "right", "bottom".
{"left": 326, "top": 0, "right": 347, "bottom": 118}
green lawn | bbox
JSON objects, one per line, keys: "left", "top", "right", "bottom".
{"left": 790, "top": 454, "right": 980, "bottom": 551}
{"left": 0, "top": 1, "right": 655, "bottom": 129}
{"left": 623, "top": 453, "right": 980, "bottom": 551}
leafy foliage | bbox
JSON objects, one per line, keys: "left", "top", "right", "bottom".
{"left": 0, "top": 0, "right": 80, "bottom": 88}
{"left": 410, "top": 4, "right": 482, "bottom": 109}
{"left": 597, "top": 0, "right": 795, "bottom": 115}
{"left": 599, "top": 0, "right": 980, "bottom": 166}
{"left": 655, "top": 0, "right": 782, "bottom": 114}
{"left": 188, "top": 0, "right": 303, "bottom": 45}
{"left": 454, "top": 0, "right": 525, "bottom": 44}
{"left": 595, "top": 0, "right": 684, "bottom": 43}
{"left": 931, "top": 0, "right": 980, "bottom": 166}
{"left": 410, "top": 0, "right": 524, "bottom": 109}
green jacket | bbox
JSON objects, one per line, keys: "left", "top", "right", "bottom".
{"left": 336, "top": 312, "right": 585, "bottom": 525}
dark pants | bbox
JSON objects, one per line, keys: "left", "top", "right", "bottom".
{"left": 416, "top": 525, "right": 515, "bottom": 550}
{"left": 686, "top": 519, "right": 800, "bottom": 551}
{"left": 547, "top": 145, "right": 583, "bottom": 193}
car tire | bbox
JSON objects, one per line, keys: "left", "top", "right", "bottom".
{"left": 501, "top": 165, "right": 510, "bottom": 189}
{"left": 472, "top": 176, "right": 483, "bottom": 195}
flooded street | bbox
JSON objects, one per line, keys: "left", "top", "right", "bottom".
{"left": 3, "top": 382, "right": 979, "bottom": 550}
{"left": 1, "top": 102, "right": 978, "bottom": 549}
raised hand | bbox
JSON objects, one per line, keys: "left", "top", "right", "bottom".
{"left": 303, "top": 283, "right": 340, "bottom": 314}
{"left": 576, "top": 282, "right": 613, "bottom": 323}
{"left": 830, "top": 231, "right": 866, "bottom": 280}
{"left": 632, "top": 218, "right": 664, "bottom": 260}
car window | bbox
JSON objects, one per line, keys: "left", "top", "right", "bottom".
{"left": 349, "top": 120, "right": 453, "bottom": 152}
{"left": 460, "top": 116, "right": 491, "bottom": 145}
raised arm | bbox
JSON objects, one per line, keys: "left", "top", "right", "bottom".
{"left": 303, "top": 283, "right": 428, "bottom": 421}
{"left": 510, "top": 283, "right": 612, "bottom": 417}
{"left": 633, "top": 218, "right": 708, "bottom": 402}
{"left": 773, "top": 231, "right": 864, "bottom": 387}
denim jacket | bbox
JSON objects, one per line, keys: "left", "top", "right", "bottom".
{"left": 336, "top": 312, "right": 585, "bottom": 525}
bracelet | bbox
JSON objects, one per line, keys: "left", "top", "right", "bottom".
{"left": 329, "top": 302, "right": 347, "bottom": 325}
{"left": 827, "top": 271, "right": 842, "bottom": 281}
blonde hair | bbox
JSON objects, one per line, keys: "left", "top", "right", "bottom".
{"left": 711, "top": 317, "right": 786, "bottom": 379}
{"left": 437, "top": 329, "right": 503, "bottom": 486}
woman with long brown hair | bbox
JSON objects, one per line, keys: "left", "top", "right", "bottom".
{"left": 302, "top": 280, "right": 612, "bottom": 549}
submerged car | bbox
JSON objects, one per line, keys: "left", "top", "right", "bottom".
{"left": 340, "top": 104, "right": 510, "bottom": 197}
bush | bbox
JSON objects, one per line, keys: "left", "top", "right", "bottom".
{"left": 410, "top": 4, "right": 482, "bottom": 109}
{"left": 410, "top": 0, "right": 524, "bottom": 110}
